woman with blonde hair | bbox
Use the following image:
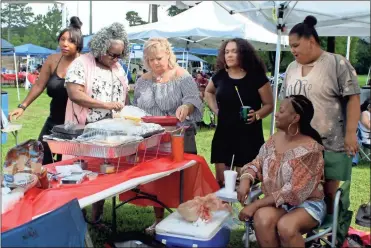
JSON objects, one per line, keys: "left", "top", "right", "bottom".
{"left": 133, "top": 37, "right": 203, "bottom": 233}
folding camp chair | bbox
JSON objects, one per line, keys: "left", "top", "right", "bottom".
{"left": 357, "top": 123, "right": 371, "bottom": 162}
{"left": 1, "top": 198, "right": 88, "bottom": 247}
{"left": 1, "top": 107, "right": 22, "bottom": 145}
{"left": 243, "top": 182, "right": 350, "bottom": 248}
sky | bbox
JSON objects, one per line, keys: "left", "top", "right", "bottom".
{"left": 8, "top": 1, "right": 175, "bottom": 35}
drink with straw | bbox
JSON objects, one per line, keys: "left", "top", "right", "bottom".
{"left": 235, "top": 86, "right": 252, "bottom": 124}
{"left": 224, "top": 154, "right": 237, "bottom": 193}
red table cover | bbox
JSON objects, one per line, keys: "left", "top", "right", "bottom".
{"left": 1, "top": 154, "right": 218, "bottom": 232}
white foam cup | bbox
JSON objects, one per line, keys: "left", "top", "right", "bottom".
{"left": 224, "top": 170, "right": 238, "bottom": 193}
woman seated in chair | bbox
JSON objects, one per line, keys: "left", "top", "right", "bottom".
{"left": 237, "top": 95, "right": 326, "bottom": 248}
{"left": 360, "top": 101, "right": 370, "bottom": 147}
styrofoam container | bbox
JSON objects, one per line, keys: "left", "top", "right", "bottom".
{"left": 155, "top": 210, "right": 231, "bottom": 247}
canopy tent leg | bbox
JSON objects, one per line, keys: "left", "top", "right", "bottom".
{"left": 126, "top": 47, "right": 132, "bottom": 76}
{"left": 13, "top": 52, "right": 20, "bottom": 101}
{"left": 346, "top": 36, "right": 351, "bottom": 60}
{"left": 270, "top": 30, "right": 282, "bottom": 136}
{"left": 186, "top": 51, "right": 189, "bottom": 71}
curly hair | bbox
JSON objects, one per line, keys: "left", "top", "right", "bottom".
{"left": 216, "top": 38, "right": 266, "bottom": 74}
{"left": 88, "top": 22, "right": 129, "bottom": 59}
{"left": 142, "top": 38, "right": 177, "bottom": 71}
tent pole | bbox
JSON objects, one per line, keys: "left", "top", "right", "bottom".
{"left": 126, "top": 47, "right": 132, "bottom": 76}
{"left": 13, "top": 52, "right": 20, "bottom": 101}
{"left": 182, "top": 51, "right": 185, "bottom": 69}
{"left": 186, "top": 51, "right": 189, "bottom": 71}
{"left": 366, "top": 66, "right": 370, "bottom": 86}
{"left": 270, "top": 30, "right": 282, "bottom": 136}
{"left": 346, "top": 36, "right": 351, "bottom": 60}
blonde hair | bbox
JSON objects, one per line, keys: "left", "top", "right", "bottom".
{"left": 143, "top": 38, "right": 177, "bottom": 71}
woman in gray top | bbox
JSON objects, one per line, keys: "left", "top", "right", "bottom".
{"left": 133, "top": 37, "right": 203, "bottom": 233}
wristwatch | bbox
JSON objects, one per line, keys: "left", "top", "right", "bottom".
{"left": 18, "top": 104, "right": 27, "bottom": 111}
{"left": 255, "top": 113, "right": 261, "bottom": 121}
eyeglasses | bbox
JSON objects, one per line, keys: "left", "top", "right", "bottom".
{"left": 106, "top": 51, "right": 121, "bottom": 60}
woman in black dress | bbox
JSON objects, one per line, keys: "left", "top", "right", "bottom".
{"left": 205, "top": 38, "right": 274, "bottom": 187}
{"left": 9, "top": 16, "right": 83, "bottom": 165}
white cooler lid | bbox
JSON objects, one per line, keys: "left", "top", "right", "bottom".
{"left": 155, "top": 210, "right": 231, "bottom": 240}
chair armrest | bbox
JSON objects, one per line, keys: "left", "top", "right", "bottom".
{"left": 244, "top": 185, "right": 263, "bottom": 205}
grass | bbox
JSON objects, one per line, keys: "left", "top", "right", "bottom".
{"left": 1, "top": 85, "right": 370, "bottom": 247}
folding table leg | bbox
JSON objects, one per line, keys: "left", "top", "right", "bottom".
{"left": 112, "top": 196, "right": 117, "bottom": 235}
{"left": 179, "top": 170, "right": 184, "bottom": 204}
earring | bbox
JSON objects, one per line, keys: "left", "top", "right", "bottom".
{"left": 288, "top": 123, "right": 299, "bottom": 136}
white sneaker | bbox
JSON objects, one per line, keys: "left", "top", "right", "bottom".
{"left": 242, "top": 229, "right": 257, "bottom": 243}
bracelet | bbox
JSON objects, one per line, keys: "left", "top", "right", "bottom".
{"left": 247, "top": 165, "right": 258, "bottom": 174}
{"left": 18, "top": 104, "right": 26, "bottom": 111}
{"left": 240, "top": 173, "right": 255, "bottom": 185}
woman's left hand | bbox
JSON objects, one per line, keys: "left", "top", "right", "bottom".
{"left": 247, "top": 109, "right": 256, "bottom": 124}
{"left": 176, "top": 105, "right": 190, "bottom": 122}
{"left": 238, "top": 202, "right": 259, "bottom": 221}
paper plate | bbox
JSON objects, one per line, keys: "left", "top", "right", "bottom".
{"left": 11, "top": 173, "right": 38, "bottom": 188}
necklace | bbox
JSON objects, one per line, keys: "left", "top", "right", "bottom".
{"left": 152, "top": 71, "right": 166, "bottom": 83}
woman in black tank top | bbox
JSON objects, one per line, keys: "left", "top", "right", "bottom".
{"left": 9, "top": 16, "right": 83, "bottom": 165}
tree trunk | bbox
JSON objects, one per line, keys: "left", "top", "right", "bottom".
{"left": 269, "top": 51, "right": 275, "bottom": 76}
{"left": 327, "top": 37, "right": 335, "bottom": 53}
{"left": 151, "top": 4, "right": 158, "bottom": 23}
{"left": 268, "top": 51, "right": 285, "bottom": 76}
{"left": 7, "top": 5, "right": 11, "bottom": 41}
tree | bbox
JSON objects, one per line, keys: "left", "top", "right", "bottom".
{"left": 125, "top": 11, "right": 147, "bottom": 26}
{"left": 354, "top": 39, "right": 371, "bottom": 75}
{"left": 1, "top": 3, "right": 34, "bottom": 41}
{"left": 167, "top": 5, "right": 187, "bottom": 17}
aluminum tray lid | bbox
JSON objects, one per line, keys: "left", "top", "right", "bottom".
{"left": 52, "top": 124, "right": 85, "bottom": 135}
{"left": 155, "top": 210, "right": 231, "bottom": 240}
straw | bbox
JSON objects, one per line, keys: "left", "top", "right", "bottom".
{"left": 230, "top": 154, "right": 235, "bottom": 171}
{"left": 235, "top": 86, "right": 244, "bottom": 107}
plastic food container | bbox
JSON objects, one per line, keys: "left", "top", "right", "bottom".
{"left": 141, "top": 116, "right": 178, "bottom": 126}
{"left": 87, "top": 172, "right": 98, "bottom": 181}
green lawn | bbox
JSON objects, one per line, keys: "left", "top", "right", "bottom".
{"left": 1, "top": 85, "right": 369, "bottom": 247}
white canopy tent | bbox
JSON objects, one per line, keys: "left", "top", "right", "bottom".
{"left": 127, "top": 1, "right": 289, "bottom": 51}
{"left": 217, "top": 1, "right": 371, "bottom": 134}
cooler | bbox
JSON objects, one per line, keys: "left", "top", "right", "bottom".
{"left": 155, "top": 210, "right": 231, "bottom": 247}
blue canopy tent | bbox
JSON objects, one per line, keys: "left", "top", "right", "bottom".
{"left": 1, "top": 39, "right": 21, "bottom": 100}
{"left": 2, "top": 44, "right": 55, "bottom": 98}
{"left": 175, "top": 54, "right": 206, "bottom": 62}
{"left": 1, "top": 39, "right": 14, "bottom": 53}
{"left": 2, "top": 43, "right": 56, "bottom": 57}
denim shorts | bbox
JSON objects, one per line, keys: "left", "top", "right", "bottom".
{"left": 282, "top": 200, "right": 327, "bottom": 226}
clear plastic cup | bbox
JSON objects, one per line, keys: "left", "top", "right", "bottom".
{"left": 224, "top": 170, "right": 238, "bottom": 193}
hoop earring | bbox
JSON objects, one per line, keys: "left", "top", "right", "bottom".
{"left": 288, "top": 123, "right": 299, "bottom": 136}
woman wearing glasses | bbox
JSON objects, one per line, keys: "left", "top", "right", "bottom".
{"left": 64, "top": 22, "right": 129, "bottom": 224}
{"left": 65, "top": 22, "right": 130, "bottom": 125}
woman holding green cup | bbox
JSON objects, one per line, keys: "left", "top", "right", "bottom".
{"left": 205, "top": 38, "right": 274, "bottom": 187}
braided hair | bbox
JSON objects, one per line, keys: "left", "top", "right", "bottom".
{"left": 286, "top": 95, "right": 323, "bottom": 146}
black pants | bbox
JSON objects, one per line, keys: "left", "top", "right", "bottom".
{"left": 37, "top": 117, "right": 63, "bottom": 165}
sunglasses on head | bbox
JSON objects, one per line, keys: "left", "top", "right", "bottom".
{"left": 106, "top": 51, "right": 121, "bottom": 59}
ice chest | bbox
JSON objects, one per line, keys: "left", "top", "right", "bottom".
{"left": 155, "top": 210, "right": 231, "bottom": 247}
